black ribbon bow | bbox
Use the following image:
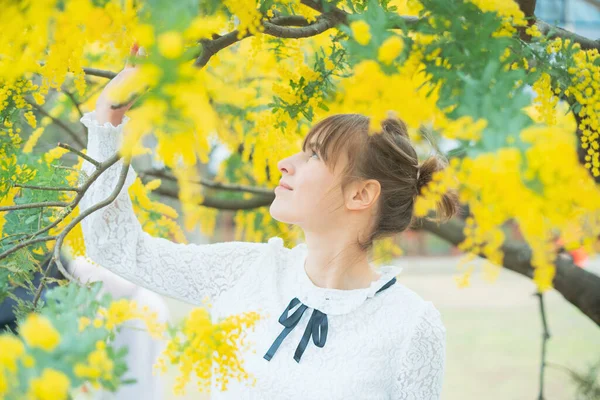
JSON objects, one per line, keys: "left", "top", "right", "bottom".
{"left": 263, "top": 276, "right": 397, "bottom": 363}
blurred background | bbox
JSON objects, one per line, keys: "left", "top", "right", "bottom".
{"left": 535, "top": 0, "right": 600, "bottom": 40}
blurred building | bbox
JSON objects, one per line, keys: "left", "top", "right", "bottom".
{"left": 536, "top": 0, "right": 600, "bottom": 39}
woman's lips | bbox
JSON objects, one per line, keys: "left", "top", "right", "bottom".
{"left": 275, "top": 185, "right": 292, "bottom": 191}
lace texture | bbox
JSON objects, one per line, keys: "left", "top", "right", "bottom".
{"left": 78, "top": 111, "right": 268, "bottom": 306}
{"left": 392, "top": 302, "right": 447, "bottom": 399}
{"left": 78, "top": 111, "right": 447, "bottom": 399}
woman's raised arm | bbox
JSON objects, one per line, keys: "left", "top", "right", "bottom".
{"left": 77, "top": 110, "right": 268, "bottom": 306}
{"left": 77, "top": 47, "right": 271, "bottom": 305}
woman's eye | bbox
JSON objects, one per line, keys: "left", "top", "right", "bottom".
{"left": 310, "top": 150, "right": 319, "bottom": 159}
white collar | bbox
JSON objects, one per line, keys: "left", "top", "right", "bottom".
{"left": 269, "top": 238, "right": 403, "bottom": 315}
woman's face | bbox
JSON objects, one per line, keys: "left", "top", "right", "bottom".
{"left": 269, "top": 144, "right": 348, "bottom": 231}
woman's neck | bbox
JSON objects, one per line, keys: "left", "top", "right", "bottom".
{"left": 303, "top": 256, "right": 381, "bottom": 290}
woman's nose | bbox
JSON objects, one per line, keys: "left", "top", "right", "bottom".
{"left": 278, "top": 157, "right": 294, "bottom": 175}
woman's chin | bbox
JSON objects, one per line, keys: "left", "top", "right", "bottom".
{"left": 269, "top": 203, "right": 295, "bottom": 224}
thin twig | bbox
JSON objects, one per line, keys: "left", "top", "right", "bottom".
{"left": 0, "top": 235, "right": 58, "bottom": 261}
{"left": 32, "top": 252, "right": 56, "bottom": 307}
{"left": 83, "top": 67, "right": 117, "bottom": 79}
{"left": 534, "top": 290, "right": 551, "bottom": 400}
{"left": 262, "top": 12, "right": 343, "bottom": 39}
{"left": 9, "top": 152, "right": 131, "bottom": 304}
{"left": 139, "top": 168, "right": 275, "bottom": 196}
{"left": 48, "top": 159, "right": 132, "bottom": 284}
{"left": 0, "top": 232, "right": 30, "bottom": 245}
{"left": 27, "top": 157, "right": 132, "bottom": 302}
{"left": 0, "top": 152, "right": 121, "bottom": 259}
{"left": 14, "top": 183, "right": 81, "bottom": 192}
{"left": 61, "top": 87, "right": 84, "bottom": 118}
{"left": 152, "top": 185, "right": 274, "bottom": 210}
{"left": 0, "top": 201, "right": 70, "bottom": 212}
{"left": 53, "top": 165, "right": 85, "bottom": 173}
{"left": 58, "top": 142, "right": 101, "bottom": 167}
{"left": 27, "top": 101, "right": 85, "bottom": 149}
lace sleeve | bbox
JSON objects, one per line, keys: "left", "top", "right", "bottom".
{"left": 77, "top": 111, "right": 269, "bottom": 306}
{"left": 393, "top": 302, "right": 447, "bottom": 399}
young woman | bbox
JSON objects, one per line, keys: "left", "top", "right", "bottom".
{"left": 78, "top": 50, "right": 459, "bottom": 399}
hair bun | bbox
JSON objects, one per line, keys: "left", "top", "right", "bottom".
{"left": 381, "top": 112, "right": 409, "bottom": 139}
{"left": 414, "top": 155, "right": 459, "bottom": 223}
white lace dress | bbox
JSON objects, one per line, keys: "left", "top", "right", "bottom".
{"left": 78, "top": 111, "right": 447, "bottom": 399}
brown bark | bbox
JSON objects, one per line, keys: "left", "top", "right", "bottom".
{"left": 415, "top": 216, "right": 600, "bottom": 327}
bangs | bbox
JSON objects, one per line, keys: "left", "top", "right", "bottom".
{"left": 302, "top": 114, "right": 369, "bottom": 173}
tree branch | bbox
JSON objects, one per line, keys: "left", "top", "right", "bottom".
{"left": 151, "top": 185, "right": 275, "bottom": 210}
{"left": 13, "top": 183, "right": 81, "bottom": 193}
{"left": 581, "top": 0, "right": 600, "bottom": 12}
{"left": 262, "top": 12, "right": 343, "bottom": 39}
{"left": 192, "top": 6, "right": 408, "bottom": 68}
{"left": 300, "top": 0, "right": 348, "bottom": 21}
{"left": 138, "top": 168, "right": 275, "bottom": 196}
{"left": 48, "top": 158, "right": 133, "bottom": 286}
{"left": 83, "top": 0, "right": 598, "bottom": 78}
{"left": 0, "top": 201, "right": 70, "bottom": 212}
{"left": 194, "top": 30, "right": 253, "bottom": 68}
{"left": 517, "top": 0, "right": 537, "bottom": 19}
{"left": 535, "top": 20, "right": 600, "bottom": 51}
{"left": 516, "top": 0, "right": 600, "bottom": 51}
{"left": 414, "top": 216, "right": 600, "bottom": 327}
{"left": 61, "top": 86, "right": 84, "bottom": 118}
{"left": 32, "top": 252, "right": 55, "bottom": 307}
{"left": 58, "top": 142, "right": 101, "bottom": 168}
{"left": 0, "top": 235, "right": 58, "bottom": 262}
{"left": 0, "top": 152, "right": 121, "bottom": 257}
{"left": 27, "top": 101, "right": 86, "bottom": 150}
{"left": 83, "top": 67, "right": 117, "bottom": 79}
{"left": 1, "top": 150, "right": 130, "bottom": 300}
{"left": 305, "top": 0, "right": 600, "bottom": 52}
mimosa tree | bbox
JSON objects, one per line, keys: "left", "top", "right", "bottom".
{"left": 1, "top": 0, "right": 599, "bottom": 397}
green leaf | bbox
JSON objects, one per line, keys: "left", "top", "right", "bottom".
{"left": 318, "top": 102, "right": 330, "bottom": 112}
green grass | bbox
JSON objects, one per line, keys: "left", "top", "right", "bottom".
{"left": 441, "top": 305, "right": 600, "bottom": 400}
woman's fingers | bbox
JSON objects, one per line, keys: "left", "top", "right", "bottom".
{"left": 110, "top": 44, "right": 149, "bottom": 109}
{"left": 109, "top": 69, "right": 145, "bottom": 110}
{"left": 124, "top": 42, "right": 140, "bottom": 69}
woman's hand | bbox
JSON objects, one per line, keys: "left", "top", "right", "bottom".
{"left": 95, "top": 44, "right": 146, "bottom": 127}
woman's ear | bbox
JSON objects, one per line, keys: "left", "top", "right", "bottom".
{"left": 347, "top": 179, "right": 381, "bottom": 211}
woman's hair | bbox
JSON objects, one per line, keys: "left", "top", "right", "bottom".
{"left": 302, "top": 112, "right": 460, "bottom": 252}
